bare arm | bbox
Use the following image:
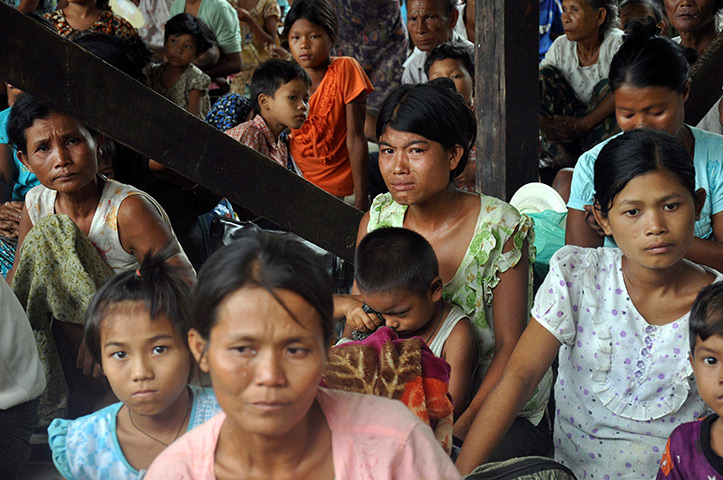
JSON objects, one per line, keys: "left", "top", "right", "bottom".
{"left": 6, "top": 202, "right": 32, "bottom": 285}
{"left": 333, "top": 212, "right": 378, "bottom": 335}
{"left": 0, "top": 144, "right": 14, "bottom": 203}
{"left": 576, "top": 92, "right": 615, "bottom": 135}
{"left": 346, "top": 92, "right": 369, "bottom": 211}
{"left": 552, "top": 92, "right": 615, "bottom": 140}
{"left": 455, "top": 319, "right": 561, "bottom": 474}
{"left": 565, "top": 207, "right": 604, "bottom": 247}
{"left": 442, "top": 316, "right": 479, "bottom": 420}
{"left": 148, "top": 160, "right": 197, "bottom": 189}
{"left": 454, "top": 238, "right": 530, "bottom": 438}
{"left": 16, "top": 0, "right": 40, "bottom": 12}
{"left": 235, "top": 7, "right": 278, "bottom": 47}
{"left": 187, "top": 89, "right": 203, "bottom": 118}
{"left": 116, "top": 195, "right": 195, "bottom": 279}
{"left": 202, "top": 51, "right": 242, "bottom": 79}
{"left": 685, "top": 212, "right": 723, "bottom": 272}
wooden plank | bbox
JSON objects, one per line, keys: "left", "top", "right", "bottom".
{"left": 474, "top": 0, "right": 539, "bottom": 201}
{"left": 0, "top": 4, "right": 361, "bottom": 261}
{"left": 685, "top": 37, "right": 723, "bottom": 126}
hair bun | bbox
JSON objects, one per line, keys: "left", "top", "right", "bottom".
{"left": 623, "top": 17, "right": 660, "bottom": 44}
{"left": 427, "top": 77, "right": 457, "bottom": 93}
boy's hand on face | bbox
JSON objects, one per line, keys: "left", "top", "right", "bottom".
{"left": 344, "top": 298, "right": 382, "bottom": 333}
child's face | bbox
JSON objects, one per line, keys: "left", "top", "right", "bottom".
{"left": 593, "top": 169, "right": 702, "bottom": 272}
{"left": 614, "top": 84, "right": 687, "bottom": 135}
{"left": 361, "top": 286, "right": 440, "bottom": 338}
{"left": 188, "top": 287, "right": 327, "bottom": 438}
{"left": 261, "top": 77, "right": 310, "bottom": 133}
{"left": 619, "top": 4, "right": 666, "bottom": 32}
{"left": 288, "top": 18, "right": 334, "bottom": 70}
{"left": 164, "top": 34, "right": 198, "bottom": 69}
{"left": 428, "top": 58, "right": 473, "bottom": 105}
{"left": 691, "top": 333, "right": 723, "bottom": 416}
{"left": 100, "top": 303, "right": 192, "bottom": 417}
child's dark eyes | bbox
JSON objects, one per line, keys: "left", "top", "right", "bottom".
{"left": 380, "top": 148, "right": 395, "bottom": 155}
{"left": 663, "top": 203, "right": 680, "bottom": 211}
{"left": 152, "top": 345, "right": 168, "bottom": 355}
{"left": 623, "top": 208, "right": 640, "bottom": 217}
{"left": 704, "top": 356, "right": 718, "bottom": 366}
{"left": 110, "top": 351, "right": 127, "bottom": 360}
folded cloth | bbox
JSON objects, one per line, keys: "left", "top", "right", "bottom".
{"left": 12, "top": 215, "right": 114, "bottom": 426}
{"left": 322, "top": 327, "right": 454, "bottom": 453}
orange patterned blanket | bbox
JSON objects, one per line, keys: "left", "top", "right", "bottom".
{"left": 322, "top": 327, "right": 454, "bottom": 453}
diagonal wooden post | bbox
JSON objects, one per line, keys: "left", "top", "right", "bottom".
{"left": 474, "top": 0, "right": 540, "bottom": 201}
{"left": 0, "top": 4, "right": 361, "bottom": 261}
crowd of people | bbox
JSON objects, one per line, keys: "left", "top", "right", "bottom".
{"left": 1, "top": 0, "right": 723, "bottom": 479}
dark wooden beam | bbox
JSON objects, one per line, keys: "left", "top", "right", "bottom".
{"left": 474, "top": 0, "right": 540, "bottom": 201}
{"left": 685, "top": 36, "right": 723, "bottom": 126}
{"left": 0, "top": 4, "right": 361, "bottom": 262}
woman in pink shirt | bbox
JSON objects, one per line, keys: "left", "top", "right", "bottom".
{"left": 145, "top": 233, "right": 461, "bottom": 480}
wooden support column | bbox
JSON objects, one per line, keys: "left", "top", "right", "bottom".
{"left": 474, "top": 0, "right": 540, "bottom": 201}
{"left": 0, "top": 5, "right": 361, "bottom": 261}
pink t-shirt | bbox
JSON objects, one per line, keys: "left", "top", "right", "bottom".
{"left": 145, "top": 387, "right": 461, "bottom": 480}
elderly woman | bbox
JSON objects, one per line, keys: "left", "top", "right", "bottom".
{"left": 145, "top": 233, "right": 461, "bottom": 479}
{"left": 539, "top": 0, "right": 623, "bottom": 167}
{"left": 664, "top": 0, "right": 723, "bottom": 134}
{"left": 6, "top": 94, "right": 193, "bottom": 424}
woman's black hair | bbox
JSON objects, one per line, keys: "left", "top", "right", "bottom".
{"left": 593, "top": 129, "right": 696, "bottom": 215}
{"left": 74, "top": 33, "right": 153, "bottom": 83}
{"left": 689, "top": 281, "right": 723, "bottom": 354}
{"left": 355, "top": 227, "right": 439, "bottom": 296}
{"left": 164, "top": 13, "right": 216, "bottom": 55}
{"left": 282, "top": 0, "right": 338, "bottom": 45}
{"left": 7, "top": 94, "right": 103, "bottom": 154}
{"left": 8, "top": 94, "right": 53, "bottom": 153}
{"left": 96, "top": 0, "right": 110, "bottom": 10}
{"left": 376, "top": 81, "right": 476, "bottom": 181}
{"left": 83, "top": 248, "right": 194, "bottom": 365}
{"left": 583, "top": 0, "right": 618, "bottom": 41}
{"left": 192, "top": 232, "right": 334, "bottom": 346}
{"left": 609, "top": 19, "right": 695, "bottom": 93}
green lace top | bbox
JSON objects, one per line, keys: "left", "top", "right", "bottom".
{"left": 367, "top": 192, "right": 551, "bottom": 424}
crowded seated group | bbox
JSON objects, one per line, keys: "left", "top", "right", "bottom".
{"left": 1, "top": 0, "right": 723, "bottom": 479}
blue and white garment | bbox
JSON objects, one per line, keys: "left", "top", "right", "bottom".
{"left": 47, "top": 385, "right": 220, "bottom": 480}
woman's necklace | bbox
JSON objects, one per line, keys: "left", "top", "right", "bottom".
{"left": 127, "top": 396, "right": 192, "bottom": 447}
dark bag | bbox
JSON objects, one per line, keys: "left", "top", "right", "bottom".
{"left": 208, "top": 216, "right": 354, "bottom": 294}
{"left": 464, "top": 457, "right": 577, "bottom": 480}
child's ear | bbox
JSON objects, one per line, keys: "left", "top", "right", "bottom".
{"left": 448, "top": 145, "right": 464, "bottom": 173}
{"left": 694, "top": 188, "right": 707, "bottom": 220}
{"left": 430, "top": 275, "right": 443, "bottom": 302}
{"left": 187, "top": 328, "right": 210, "bottom": 373}
{"left": 258, "top": 93, "right": 270, "bottom": 112}
{"left": 591, "top": 203, "right": 613, "bottom": 236}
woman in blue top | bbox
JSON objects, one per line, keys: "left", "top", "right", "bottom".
{"left": 565, "top": 20, "right": 723, "bottom": 272}
{"left": 0, "top": 83, "right": 39, "bottom": 277}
